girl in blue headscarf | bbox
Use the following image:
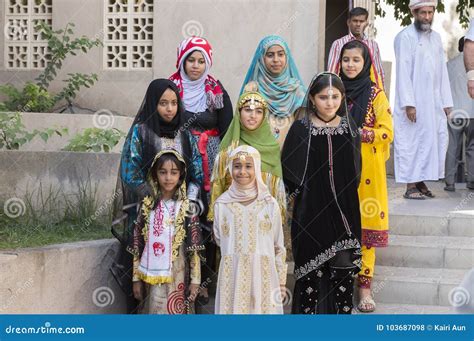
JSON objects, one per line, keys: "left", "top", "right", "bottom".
{"left": 240, "top": 35, "right": 306, "bottom": 147}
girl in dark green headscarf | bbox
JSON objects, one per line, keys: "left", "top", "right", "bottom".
{"left": 208, "top": 83, "right": 286, "bottom": 221}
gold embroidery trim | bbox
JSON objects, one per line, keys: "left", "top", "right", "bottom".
{"left": 259, "top": 214, "right": 272, "bottom": 233}
{"left": 248, "top": 206, "right": 256, "bottom": 254}
{"left": 237, "top": 254, "right": 251, "bottom": 314}
{"left": 221, "top": 255, "right": 234, "bottom": 314}
{"left": 171, "top": 199, "right": 189, "bottom": 261}
{"left": 261, "top": 255, "right": 271, "bottom": 313}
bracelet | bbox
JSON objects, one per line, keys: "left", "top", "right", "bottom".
{"left": 467, "top": 70, "right": 474, "bottom": 81}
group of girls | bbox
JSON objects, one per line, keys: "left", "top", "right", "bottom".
{"left": 113, "top": 34, "right": 393, "bottom": 315}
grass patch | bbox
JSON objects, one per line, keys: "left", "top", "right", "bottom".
{"left": 0, "top": 178, "right": 116, "bottom": 250}
{"left": 0, "top": 219, "right": 110, "bottom": 250}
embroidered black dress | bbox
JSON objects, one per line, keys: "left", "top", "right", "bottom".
{"left": 282, "top": 116, "right": 362, "bottom": 314}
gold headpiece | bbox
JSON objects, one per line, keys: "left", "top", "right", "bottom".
{"left": 229, "top": 150, "right": 259, "bottom": 163}
{"left": 238, "top": 92, "right": 268, "bottom": 110}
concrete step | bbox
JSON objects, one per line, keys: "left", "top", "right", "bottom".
{"left": 354, "top": 303, "right": 453, "bottom": 314}
{"left": 378, "top": 235, "right": 474, "bottom": 269}
{"left": 202, "top": 299, "right": 454, "bottom": 315}
{"left": 390, "top": 213, "right": 474, "bottom": 237}
{"left": 372, "top": 266, "right": 467, "bottom": 306}
{"left": 202, "top": 264, "right": 464, "bottom": 314}
{"left": 388, "top": 178, "right": 474, "bottom": 238}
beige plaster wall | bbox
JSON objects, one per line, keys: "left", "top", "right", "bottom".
{"left": 0, "top": 239, "right": 126, "bottom": 314}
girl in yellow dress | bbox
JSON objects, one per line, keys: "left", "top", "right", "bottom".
{"left": 339, "top": 40, "right": 394, "bottom": 313}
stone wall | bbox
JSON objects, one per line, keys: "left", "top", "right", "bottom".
{"left": 0, "top": 239, "right": 126, "bottom": 314}
{"left": 0, "top": 0, "right": 324, "bottom": 116}
{"left": 0, "top": 150, "right": 121, "bottom": 206}
{"left": 17, "top": 112, "right": 133, "bottom": 152}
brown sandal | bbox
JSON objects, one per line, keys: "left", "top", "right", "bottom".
{"left": 403, "top": 187, "right": 425, "bottom": 200}
{"left": 416, "top": 182, "right": 435, "bottom": 198}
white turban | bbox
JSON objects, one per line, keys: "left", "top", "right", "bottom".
{"left": 409, "top": 0, "right": 437, "bottom": 11}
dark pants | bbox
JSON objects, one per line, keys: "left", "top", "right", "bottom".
{"left": 445, "top": 118, "right": 474, "bottom": 184}
{"left": 200, "top": 223, "right": 217, "bottom": 290}
{"left": 292, "top": 250, "right": 359, "bottom": 314}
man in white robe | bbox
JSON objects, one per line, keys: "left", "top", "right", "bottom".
{"left": 393, "top": 0, "right": 453, "bottom": 199}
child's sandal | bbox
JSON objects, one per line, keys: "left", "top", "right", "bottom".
{"left": 357, "top": 296, "right": 376, "bottom": 313}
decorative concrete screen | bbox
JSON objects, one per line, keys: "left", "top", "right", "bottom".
{"left": 4, "top": 0, "right": 52, "bottom": 69}
{"left": 104, "top": 0, "right": 153, "bottom": 70}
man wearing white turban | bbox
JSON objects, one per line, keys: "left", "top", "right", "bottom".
{"left": 393, "top": 0, "right": 453, "bottom": 199}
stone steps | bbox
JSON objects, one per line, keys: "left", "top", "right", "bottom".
{"left": 378, "top": 235, "right": 474, "bottom": 269}
{"left": 355, "top": 303, "right": 453, "bottom": 314}
{"left": 390, "top": 213, "right": 474, "bottom": 237}
{"left": 372, "top": 266, "right": 467, "bottom": 306}
{"left": 201, "top": 264, "right": 467, "bottom": 313}
{"left": 201, "top": 295, "right": 455, "bottom": 314}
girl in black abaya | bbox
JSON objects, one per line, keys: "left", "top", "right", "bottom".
{"left": 282, "top": 72, "right": 362, "bottom": 314}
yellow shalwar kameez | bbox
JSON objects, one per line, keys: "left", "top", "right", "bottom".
{"left": 356, "top": 85, "right": 393, "bottom": 288}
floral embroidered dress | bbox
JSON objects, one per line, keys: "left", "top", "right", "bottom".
{"left": 338, "top": 39, "right": 394, "bottom": 289}
{"left": 134, "top": 199, "right": 199, "bottom": 314}
{"left": 352, "top": 85, "right": 393, "bottom": 249}
{"left": 282, "top": 115, "right": 362, "bottom": 314}
{"left": 130, "top": 150, "right": 204, "bottom": 315}
{"left": 213, "top": 199, "right": 286, "bottom": 314}
{"left": 213, "top": 146, "right": 287, "bottom": 314}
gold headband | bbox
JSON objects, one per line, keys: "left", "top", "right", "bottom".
{"left": 238, "top": 92, "right": 268, "bottom": 111}
{"left": 229, "top": 151, "right": 259, "bottom": 163}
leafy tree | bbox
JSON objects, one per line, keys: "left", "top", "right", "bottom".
{"left": 374, "top": 0, "right": 472, "bottom": 28}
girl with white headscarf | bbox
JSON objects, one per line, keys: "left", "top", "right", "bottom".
{"left": 213, "top": 146, "right": 287, "bottom": 314}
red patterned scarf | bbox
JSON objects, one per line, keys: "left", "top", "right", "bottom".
{"left": 169, "top": 36, "right": 224, "bottom": 113}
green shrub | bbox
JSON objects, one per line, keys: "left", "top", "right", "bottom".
{"left": 0, "top": 22, "right": 102, "bottom": 113}
{"left": 0, "top": 112, "right": 67, "bottom": 150}
{"left": 63, "top": 128, "right": 125, "bottom": 153}
{"left": 0, "top": 83, "right": 55, "bottom": 113}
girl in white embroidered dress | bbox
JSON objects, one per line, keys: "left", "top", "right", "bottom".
{"left": 213, "top": 145, "right": 287, "bottom": 314}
